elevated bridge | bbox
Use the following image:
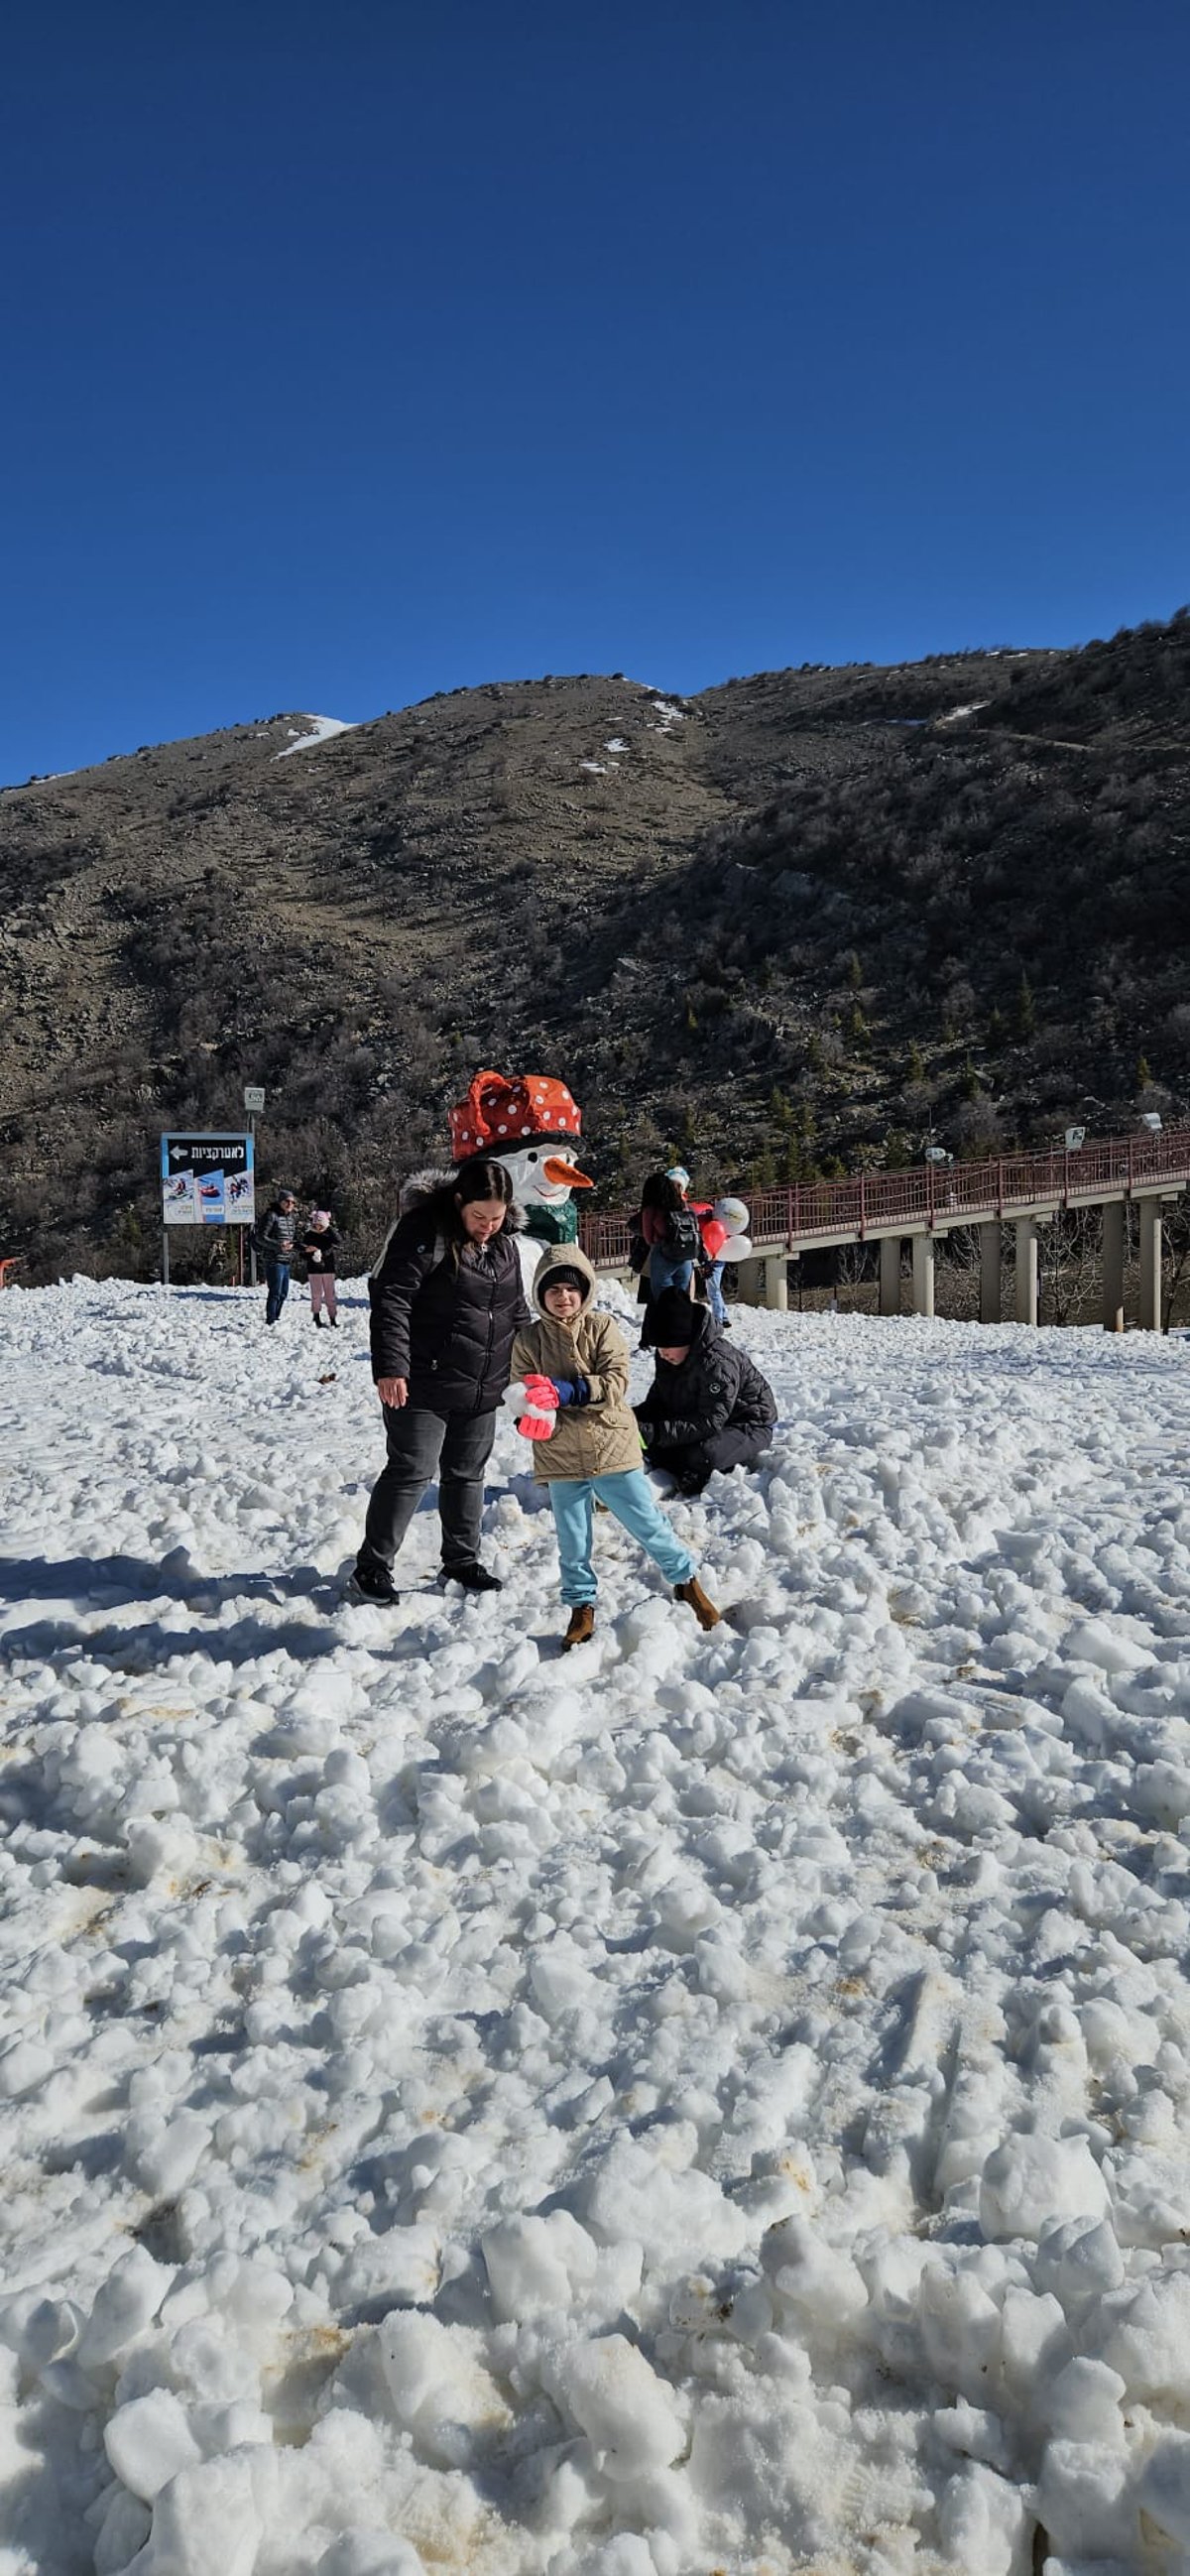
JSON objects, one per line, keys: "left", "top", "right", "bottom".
{"left": 579, "top": 1125, "right": 1190, "bottom": 1330}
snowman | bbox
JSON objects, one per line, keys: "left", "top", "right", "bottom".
{"left": 449, "top": 1069, "right": 593, "bottom": 1295}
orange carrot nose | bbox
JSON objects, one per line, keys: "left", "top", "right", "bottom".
{"left": 543, "top": 1157, "right": 593, "bottom": 1188}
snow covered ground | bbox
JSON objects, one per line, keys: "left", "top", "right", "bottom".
{"left": 4, "top": 1281, "right": 1190, "bottom": 2576}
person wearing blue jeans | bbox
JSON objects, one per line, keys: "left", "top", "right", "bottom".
{"left": 510, "top": 1244, "right": 721, "bottom": 1649}
{"left": 549, "top": 1470, "right": 696, "bottom": 1609}
{"left": 265, "top": 1258, "right": 291, "bottom": 1325}
{"left": 641, "top": 1168, "right": 700, "bottom": 1304}
{"left": 257, "top": 1190, "right": 298, "bottom": 1326}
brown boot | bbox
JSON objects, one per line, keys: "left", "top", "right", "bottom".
{"left": 674, "top": 1576, "right": 721, "bottom": 1632}
{"left": 562, "top": 1605, "right": 596, "bottom": 1650}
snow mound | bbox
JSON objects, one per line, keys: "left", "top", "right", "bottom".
{"left": 2, "top": 1281, "right": 1190, "bottom": 2568}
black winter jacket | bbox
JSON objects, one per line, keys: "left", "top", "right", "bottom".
{"left": 369, "top": 1170, "right": 531, "bottom": 1414}
{"left": 257, "top": 1203, "right": 298, "bottom": 1263}
{"left": 300, "top": 1223, "right": 341, "bottom": 1275}
{"left": 636, "top": 1306, "right": 777, "bottom": 1451}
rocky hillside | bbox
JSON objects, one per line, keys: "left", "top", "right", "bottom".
{"left": 1, "top": 613, "right": 1188, "bottom": 1279}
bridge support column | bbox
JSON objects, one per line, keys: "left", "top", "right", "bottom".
{"left": 763, "top": 1255, "right": 788, "bottom": 1312}
{"left": 979, "top": 1222, "right": 1002, "bottom": 1324}
{"left": 1102, "top": 1201, "right": 1126, "bottom": 1333}
{"left": 910, "top": 1233, "right": 935, "bottom": 1319}
{"left": 1138, "top": 1200, "right": 1163, "bottom": 1332}
{"left": 735, "top": 1257, "right": 762, "bottom": 1306}
{"left": 1014, "top": 1219, "right": 1039, "bottom": 1325}
{"left": 879, "top": 1237, "right": 902, "bottom": 1316}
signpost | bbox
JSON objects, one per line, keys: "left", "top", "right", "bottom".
{"left": 160, "top": 1132, "right": 255, "bottom": 1286}
{"left": 243, "top": 1088, "right": 265, "bottom": 1284}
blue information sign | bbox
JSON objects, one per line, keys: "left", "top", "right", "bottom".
{"left": 161, "top": 1132, "right": 256, "bottom": 1227}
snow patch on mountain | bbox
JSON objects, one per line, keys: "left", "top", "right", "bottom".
{"left": 275, "top": 714, "right": 357, "bottom": 758}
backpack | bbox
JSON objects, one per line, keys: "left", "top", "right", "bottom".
{"left": 666, "top": 1206, "right": 702, "bottom": 1263}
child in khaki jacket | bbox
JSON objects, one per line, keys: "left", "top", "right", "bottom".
{"left": 510, "top": 1244, "right": 720, "bottom": 1650}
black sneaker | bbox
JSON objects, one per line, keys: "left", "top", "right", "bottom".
{"left": 348, "top": 1557, "right": 399, "bottom": 1606}
{"left": 443, "top": 1561, "right": 504, "bottom": 1594}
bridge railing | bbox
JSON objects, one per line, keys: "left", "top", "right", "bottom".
{"left": 578, "top": 1126, "right": 1190, "bottom": 1268}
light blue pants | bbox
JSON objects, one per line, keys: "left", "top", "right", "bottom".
{"left": 649, "top": 1250, "right": 694, "bottom": 1298}
{"left": 547, "top": 1470, "right": 696, "bottom": 1607}
{"left": 706, "top": 1260, "right": 727, "bottom": 1324}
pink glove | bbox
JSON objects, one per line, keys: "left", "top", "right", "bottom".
{"left": 502, "top": 1376, "right": 558, "bottom": 1440}
{"left": 520, "top": 1372, "right": 559, "bottom": 1440}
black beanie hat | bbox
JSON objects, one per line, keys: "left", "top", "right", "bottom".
{"left": 542, "top": 1264, "right": 586, "bottom": 1294}
{"left": 650, "top": 1287, "right": 699, "bottom": 1345}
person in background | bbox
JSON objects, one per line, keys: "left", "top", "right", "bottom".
{"left": 510, "top": 1244, "right": 721, "bottom": 1649}
{"left": 350, "top": 1156, "right": 531, "bottom": 1607}
{"left": 257, "top": 1189, "right": 298, "bottom": 1326}
{"left": 301, "top": 1209, "right": 341, "bottom": 1327}
{"left": 636, "top": 1286, "right": 777, "bottom": 1496}
{"left": 685, "top": 1188, "right": 729, "bottom": 1327}
{"left": 638, "top": 1168, "right": 702, "bottom": 1300}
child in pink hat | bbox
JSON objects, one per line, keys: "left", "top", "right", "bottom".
{"left": 301, "top": 1210, "right": 341, "bottom": 1326}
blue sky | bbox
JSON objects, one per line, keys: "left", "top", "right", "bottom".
{"left": 2, "top": 0, "right": 1187, "bottom": 781}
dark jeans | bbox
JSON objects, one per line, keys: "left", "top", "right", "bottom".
{"left": 647, "top": 1423, "right": 771, "bottom": 1495}
{"left": 362, "top": 1404, "right": 497, "bottom": 1573}
{"left": 265, "top": 1258, "right": 291, "bottom": 1323}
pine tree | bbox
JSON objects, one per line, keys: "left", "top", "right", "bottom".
{"left": 1015, "top": 973, "right": 1036, "bottom": 1041}
{"left": 1136, "top": 1052, "right": 1152, "bottom": 1089}
{"left": 907, "top": 1040, "right": 926, "bottom": 1084}
{"left": 846, "top": 952, "right": 863, "bottom": 991}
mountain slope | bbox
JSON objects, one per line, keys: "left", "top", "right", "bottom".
{"left": 1, "top": 618, "right": 1187, "bottom": 1279}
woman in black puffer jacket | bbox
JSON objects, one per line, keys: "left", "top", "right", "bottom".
{"left": 351, "top": 1158, "right": 531, "bottom": 1605}
{"left": 636, "top": 1288, "right": 777, "bottom": 1496}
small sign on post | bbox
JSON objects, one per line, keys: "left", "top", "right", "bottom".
{"left": 244, "top": 1085, "right": 266, "bottom": 1114}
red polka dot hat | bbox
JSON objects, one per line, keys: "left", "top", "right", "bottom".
{"left": 449, "top": 1069, "right": 583, "bottom": 1162}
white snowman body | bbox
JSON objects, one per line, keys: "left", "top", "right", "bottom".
{"left": 492, "top": 1140, "right": 593, "bottom": 1297}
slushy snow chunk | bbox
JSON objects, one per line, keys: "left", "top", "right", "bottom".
{"left": 104, "top": 2387, "right": 201, "bottom": 2500}
{"left": 979, "top": 2135, "right": 1109, "bottom": 2242}
{"left": 1139, "top": 2434, "right": 1190, "bottom": 2547}
{"left": 482, "top": 2210, "right": 600, "bottom": 2319}
{"left": 316, "top": 2538, "right": 425, "bottom": 2576}
{"left": 1096, "top": 2273, "right": 1190, "bottom": 2404}
{"left": 376, "top": 2312, "right": 509, "bottom": 2462}
{"left": 545, "top": 2333, "right": 685, "bottom": 2481}
{"left": 131, "top": 2453, "right": 263, "bottom": 2576}
{"left": 77, "top": 2248, "right": 173, "bottom": 2373}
